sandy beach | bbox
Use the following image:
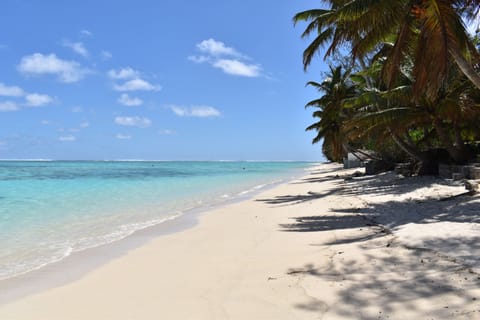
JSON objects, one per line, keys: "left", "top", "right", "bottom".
{"left": 1, "top": 162, "right": 480, "bottom": 319}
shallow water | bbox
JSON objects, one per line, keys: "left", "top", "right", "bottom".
{"left": 0, "top": 161, "right": 310, "bottom": 280}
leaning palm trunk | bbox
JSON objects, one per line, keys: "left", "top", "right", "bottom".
{"left": 342, "top": 143, "right": 383, "bottom": 162}
{"left": 450, "top": 49, "right": 480, "bottom": 90}
{"left": 389, "top": 130, "right": 424, "bottom": 162}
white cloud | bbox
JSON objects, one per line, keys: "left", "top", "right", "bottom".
{"left": 18, "top": 53, "right": 89, "bottom": 83}
{"left": 114, "top": 116, "right": 151, "bottom": 128}
{"left": 170, "top": 105, "right": 221, "bottom": 118}
{"left": 59, "top": 135, "right": 76, "bottom": 142}
{"left": 101, "top": 50, "right": 112, "bottom": 60}
{"left": 71, "top": 106, "right": 83, "bottom": 113}
{"left": 40, "top": 120, "right": 51, "bottom": 125}
{"left": 109, "top": 68, "right": 161, "bottom": 93}
{"left": 118, "top": 93, "right": 143, "bottom": 106}
{"left": 212, "top": 59, "right": 261, "bottom": 77}
{"left": 0, "top": 85, "right": 53, "bottom": 110}
{"left": 25, "top": 93, "right": 53, "bottom": 107}
{"left": 197, "top": 38, "right": 243, "bottom": 58}
{"left": 116, "top": 133, "right": 132, "bottom": 140}
{"left": 190, "top": 39, "right": 262, "bottom": 77}
{"left": 159, "top": 129, "right": 176, "bottom": 135}
{"left": 0, "top": 84, "right": 53, "bottom": 109}
{"left": 113, "top": 78, "right": 161, "bottom": 92}
{"left": 80, "top": 121, "right": 89, "bottom": 128}
{"left": 0, "top": 83, "right": 24, "bottom": 97}
{"left": 107, "top": 67, "right": 140, "bottom": 80}
{"left": 63, "top": 40, "right": 89, "bottom": 57}
{"left": 80, "top": 30, "right": 92, "bottom": 37}
{"left": 0, "top": 101, "right": 20, "bottom": 112}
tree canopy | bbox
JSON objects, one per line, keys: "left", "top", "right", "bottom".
{"left": 296, "top": 0, "right": 480, "bottom": 172}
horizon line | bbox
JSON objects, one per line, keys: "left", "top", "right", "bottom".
{"left": 0, "top": 159, "right": 322, "bottom": 162}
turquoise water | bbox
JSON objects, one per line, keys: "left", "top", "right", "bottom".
{"left": 0, "top": 161, "right": 310, "bottom": 280}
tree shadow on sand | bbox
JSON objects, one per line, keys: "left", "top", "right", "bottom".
{"left": 260, "top": 171, "right": 477, "bottom": 238}
{"left": 288, "top": 239, "right": 480, "bottom": 319}
{"left": 258, "top": 170, "right": 480, "bottom": 318}
{"left": 279, "top": 196, "right": 479, "bottom": 237}
{"left": 256, "top": 188, "right": 343, "bottom": 205}
{"left": 292, "top": 173, "right": 347, "bottom": 185}
{"left": 259, "top": 171, "right": 454, "bottom": 206}
{"left": 280, "top": 192, "right": 480, "bottom": 318}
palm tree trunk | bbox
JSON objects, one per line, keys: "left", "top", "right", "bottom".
{"left": 450, "top": 48, "right": 480, "bottom": 90}
{"left": 432, "top": 117, "right": 467, "bottom": 163}
{"left": 454, "top": 125, "right": 464, "bottom": 148}
{"left": 389, "top": 130, "right": 423, "bottom": 162}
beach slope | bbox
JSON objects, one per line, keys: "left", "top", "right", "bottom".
{"left": 1, "top": 163, "right": 479, "bottom": 319}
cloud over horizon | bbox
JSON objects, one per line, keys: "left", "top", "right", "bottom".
{"left": 113, "top": 79, "right": 161, "bottom": 92}
{"left": 114, "top": 116, "right": 152, "bottom": 128}
{"left": 63, "top": 40, "right": 89, "bottom": 57}
{"left": 108, "top": 67, "right": 140, "bottom": 80}
{"left": 196, "top": 38, "right": 244, "bottom": 58}
{"left": 116, "top": 133, "right": 132, "bottom": 140}
{"left": 18, "top": 53, "right": 89, "bottom": 83}
{"left": 25, "top": 93, "right": 54, "bottom": 107}
{"left": 101, "top": 50, "right": 113, "bottom": 60}
{"left": 80, "top": 30, "right": 92, "bottom": 37}
{"left": 159, "top": 129, "right": 175, "bottom": 135}
{"left": 169, "top": 105, "right": 221, "bottom": 118}
{"left": 58, "top": 135, "right": 76, "bottom": 142}
{"left": 108, "top": 67, "right": 161, "bottom": 92}
{"left": 212, "top": 59, "right": 261, "bottom": 77}
{"left": 189, "top": 38, "right": 262, "bottom": 77}
{"left": 0, "top": 82, "right": 53, "bottom": 111}
{"left": 0, "top": 101, "right": 20, "bottom": 112}
{"left": 118, "top": 93, "right": 143, "bottom": 106}
{"left": 0, "top": 83, "right": 25, "bottom": 97}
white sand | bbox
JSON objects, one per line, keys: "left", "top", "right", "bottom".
{"left": 1, "top": 163, "right": 479, "bottom": 319}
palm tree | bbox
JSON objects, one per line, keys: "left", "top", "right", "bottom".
{"left": 294, "top": 0, "right": 480, "bottom": 96}
{"left": 305, "top": 65, "right": 356, "bottom": 162}
{"left": 342, "top": 57, "right": 428, "bottom": 162}
{"left": 344, "top": 50, "right": 480, "bottom": 165}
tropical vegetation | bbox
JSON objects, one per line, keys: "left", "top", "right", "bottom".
{"left": 296, "top": 0, "right": 480, "bottom": 174}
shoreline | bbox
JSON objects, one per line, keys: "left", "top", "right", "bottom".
{"left": 0, "top": 164, "right": 315, "bottom": 306}
{"left": 1, "top": 162, "right": 479, "bottom": 319}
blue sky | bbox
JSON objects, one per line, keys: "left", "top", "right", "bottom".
{"left": 0, "top": 0, "right": 326, "bottom": 160}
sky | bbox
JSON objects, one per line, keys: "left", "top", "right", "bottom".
{"left": 0, "top": 0, "right": 327, "bottom": 161}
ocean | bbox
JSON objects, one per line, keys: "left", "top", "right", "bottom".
{"left": 0, "top": 161, "right": 311, "bottom": 281}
